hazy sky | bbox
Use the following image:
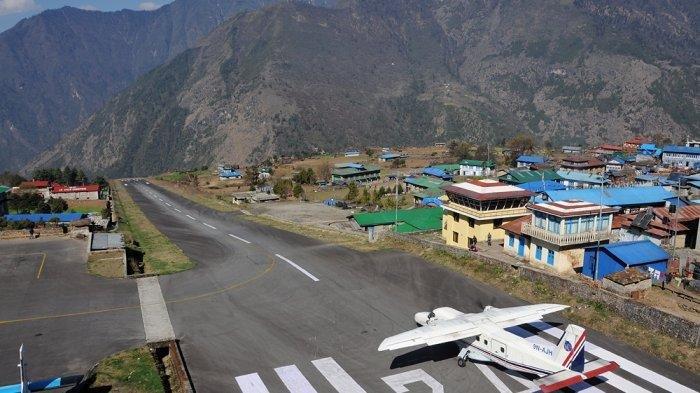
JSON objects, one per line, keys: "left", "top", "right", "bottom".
{"left": 0, "top": 0, "right": 174, "bottom": 32}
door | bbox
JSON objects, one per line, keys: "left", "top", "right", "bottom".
{"left": 547, "top": 249, "right": 555, "bottom": 265}
{"left": 518, "top": 236, "right": 526, "bottom": 256}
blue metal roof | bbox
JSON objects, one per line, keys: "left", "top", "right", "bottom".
{"left": 596, "top": 241, "right": 669, "bottom": 266}
{"left": 635, "top": 174, "right": 658, "bottom": 182}
{"left": 516, "top": 155, "right": 546, "bottom": 164}
{"left": 556, "top": 170, "right": 610, "bottom": 184}
{"left": 219, "top": 169, "right": 241, "bottom": 177}
{"left": 544, "top": 186, "right": 673, "bottom": 207}
{"left": 380, "top": 153, "right": 403, "bottom": 159}
{"left": 4, "top": 213, "right": 86, "bottom": 223}
{"left": 663, "top": 145, "right": 700, "bottom": 155}
{"left": 422, "top": 167, "right": 452, "bottom": 180}
{"left": 517, "top": 180, "right": 566, "bottom": 193}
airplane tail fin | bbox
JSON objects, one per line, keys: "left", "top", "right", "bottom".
{"left": 554, "top": 324, "right": 586, "bottom": 372}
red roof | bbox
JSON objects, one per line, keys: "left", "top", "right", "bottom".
{"left": 51, "top": 184, "right": 100, "bottom": 193}
{"left": 444, "top": 181, "right": 533, "bottom": 201}
{"left": 19, "top": 180, "right": 50, "bottom": 189}
{"left": 597, "top": 144, "right": 623, "bottom": 151}
{"left": 501, "top": 215, "right": 531, "bottom": 235}
{"left": 625, "top": 136, "right": 650, "bottom": 146}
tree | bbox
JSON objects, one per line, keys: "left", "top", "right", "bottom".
{"left": 447, "top": 140, "right": 474, "bottom": 159}
{"left": 317, "top": 160, "right": 332, "bottom": 182}
{"left": 0, "top": 171, "right": 26, "bottom": 187}
{"left": 473, "top": 145, "right": 490, "bottom": 161}
{"left": 293, "top": 168, "right": 316, "bottom": 184}
{"left": 397, "top": 184, "right": 404, "bottom": 194}
{"left": 36, "top": 201, "right": 52, "bottom": 214}
{"left": 365, "top": 148, "right": 375, "bottom": 157}
{"left": 93, "top": 176, "right": 108, "bottom": 187}
{"left": 243, "top": 167, "right": 260, "bottom": 190}
{"left": 391, "top": 158, "right": 406, "bottom": 168}
{"left": 507, "top": 133, "right": 536, "bottom": 154}
{"left": 48, "top": 197, "right": 68, "bottom": 213}
{"left": 346, "top": 182, "right": 359, "bottom": 200}
{"left": 293, "top": 183, "right": 304, "bottom": 199}
{"left": 273, "top": 179, "right": 293, "bottom": 198}
{"left": 360, "top": 187, "right": 370, "bottom": 205}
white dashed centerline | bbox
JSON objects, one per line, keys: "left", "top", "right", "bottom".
{"left": 203, "top": 222, "right": 217, "bottom": 230}
{"left": 186, "top": 215, "right": 196, "bottom": 220}
{"left": 275, "top": 254, "right": 319, "bottom": 282}
{"left": 174, "top": 208, "right": 182, "bottom": 213}
{"left": 228, "top": 234, "right": 251, "bottom": 244}
{"left": 165, "top": 202, "right": 172, "bottom": 206}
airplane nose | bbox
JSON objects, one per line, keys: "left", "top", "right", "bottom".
{"left": 414, "top": 312, "right": 429, "bottom": 325}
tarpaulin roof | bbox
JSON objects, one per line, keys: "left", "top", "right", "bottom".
{"left": 596, "top": 241, "right": 669, "bottom": 266}
{"left": 516, "top": 155, "right": 546, "bottom": 164}
{"left": 3, "top": 213, "right": 85, "bottom": 223}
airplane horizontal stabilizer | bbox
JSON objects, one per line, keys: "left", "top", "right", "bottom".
{"left": 536, "top": 359, "right": 619, "bottom": 393}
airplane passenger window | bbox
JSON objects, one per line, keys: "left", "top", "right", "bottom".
{"left": 484, "top": 340, "right": 488, "bottom": 345}
{"left": 500, "top": 347, "right": 504, "bottom": 353}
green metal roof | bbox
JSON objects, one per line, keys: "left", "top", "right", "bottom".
{"left": 499, "top": 169, "right": 561, "bottom": 184}
{"left": 352, "top": 207, "right": 442, "bottom": 232}
{"left": 460, "top": 159, "right": 495, "bottom": 168}
{"left": 0, "top": 185, "right": 10, "bottom": 194}
{"left": 432, "top": 163, "right": 461, "bottom": 172}
{"left": 404, "top": 176, "right": 450, "bottom": 189}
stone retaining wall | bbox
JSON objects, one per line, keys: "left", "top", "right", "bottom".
{"left": 391, "top": 233, "right": 700, "bottom": 347}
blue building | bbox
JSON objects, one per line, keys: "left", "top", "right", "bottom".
{"left": 422, "top": 166, "right": 453, "bottom": 181}
{"left": 582, "top": 240, "right": 668, "bottom": 281}
{"left": 4, "top": 213, "right": 86, "bottom": 224}
{"left": 662, "top": 145, "right": 700, "bottom": 168}
{"left": 378, "top": 152, "right": 406, "bottom": 162}
{"left": 517, "top": 180, "right": 565, "bottom": 194}
{"left": 556, "top": 170, "right": 609, "bottom": 189}
{"left": 219, "top": 169, "right": 242, "bottom": 180}
{"left": 543, "top": 186, "right": 673, "bottom": 213}
{"left": 516, "top": 155, "right": 547, "bottom": 168}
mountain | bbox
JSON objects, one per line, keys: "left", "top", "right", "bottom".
{"left": 0, "top": 0, "right": 324, "bottom": 171}
{"left": 33, "top": 0, "right": 699, "bottom": 177}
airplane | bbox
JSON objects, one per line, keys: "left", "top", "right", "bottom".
{"left": 378, "top": 304, "right": 619, "bottom": 393}
{"left": 0, "top": 345, "right": 81, "bottom": 393}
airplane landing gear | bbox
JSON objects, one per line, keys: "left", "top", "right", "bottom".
{"left": 457, "top": 347, "right": 469, "bottom": 368}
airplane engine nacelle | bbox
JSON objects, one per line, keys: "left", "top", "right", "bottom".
{"left": 414, "top": 312, "right": 431, "bottom": 326}
{"left": 431, "top": 307, "right": 463, "bottom": 320}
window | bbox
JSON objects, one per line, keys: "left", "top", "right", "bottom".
{"left": 508, "top": 234, "right": 514, "bottom": 247}
{"left": 534, "top": 212, "right": 545, "bottom": 229}
{"left": 500, "top": 347, "right": 505, "bottom": 353}
{"left": 468, "top": 218, "right": 475, "bottom": 228}
{"left": 581, "top": 216, "right": 594, "bottom": 231}
{"left": 484, "top": 340, "right": 488, "bottom": 345}
{"left": 547, "top": 218, "right": 560, "bottom": 233}
{"left": 453, "top": 231, "right": 459, "bottom": 243}
{"left": 565, "top": 218, "right": 579, "bottom": 234}
{"left": 453, "top": 212, "right": 459, "bottom": 222}
{"left": 535, "top": 245, "right": 542, "bottom": 260}
{"left": 597, "top": 214, "right": 610, "bottom": 231}
{"left": 493, "top": 218, "right": 503, "bottom": 228}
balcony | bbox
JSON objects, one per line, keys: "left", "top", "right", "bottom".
{"left": 442, "top": 201, "right": 528, "bottom": 220}
{"left": 522, "top": 222, "right": 611, "bottom": 247}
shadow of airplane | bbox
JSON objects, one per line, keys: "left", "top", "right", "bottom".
{"left": 390, "top": 342, "right": 460, "bottom": 369}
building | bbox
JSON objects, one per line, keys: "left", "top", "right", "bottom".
{"left": 503, "top": 200, "right": 614, "bottom": 274}
{"left": 352, "top": 207, "right": 442, "bottom": 240}
{"left": 412, "top": 187, "right": 444, "bottom": 206}
{"left": 556, "top": 170, "right": 609, "bottom": 189}
{"left": 422, "top": 167, "right": 453, "bottom": 181}
{"left": 594, "top": 144, "right": 623, "bottom": 155}
{"left": 499, "top": 169, "right": 561, "bottom": 185}
{"left": 582, "top": 240, "right": 668, "bottom": 281}
{"left": 344, "top": 149, "right": 360, "bottom": 157}
{"left": 543, "top": 186, "right": 673, "bottom": 213}
{"left": 441, "top": 179, "right": 533, "bottom": 248}
{"left": 516, "top": 180, "right": 566, "bottom": 194}
{"left": 219, "top": 169, "right": 242, "bottom": 180}
{"left": 50, "top": 184, "right": 100, "bottom": 200}
{"left": 431, "top": 163, "right": 461, "bottom": 176}
{"left": 605, "top": 158, "right": 625, "bottom": 172}
{"left": 459, "top": 159, "right": 496, "bottom": 177}
{"left": 0, "top": 185, "right": 9, "bottom": 216}
{"left": 662, "top": 145, "right": 700, "bottom": 169}
{"left": 331, "top": 163, "right": 380, "bottom": 184}
{"left": 378, "top": 152, "right": 406, "bottom": 162}
{"left": 404, "top": 176, "right": 451, "bottom": 192}
{"left": 624, "top": 136, "right": 650, "bottom": 151}
{"left": 616, "top": 205, "right": 700, "bottom": 249}
{"left": 638, "top": 143, "right": 659, "bottom": 156}
{"left": 560, "top": 156, "right": 605, "bottom": 173}
{"left": 18, "top": 180, "right": 52, "bottom": 198}
{"left": 515, "top": 155, "right": 546, "bottom": 168}
{"left": 562, "top": 146, "right": 582, "bottom": 154}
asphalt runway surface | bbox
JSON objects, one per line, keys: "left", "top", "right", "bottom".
{"left": 0, "top": 238, "right": 144, "bottom": 384}
{"left": 125, "top": 180, "right": 700, "bottom": 393}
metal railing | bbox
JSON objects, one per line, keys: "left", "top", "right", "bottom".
{"left": 522, "top": 222, "right": 610, "bottom": 247}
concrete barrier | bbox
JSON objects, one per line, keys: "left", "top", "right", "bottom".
{"left": 391, "top": 233, "right": 700, "bottom": 347}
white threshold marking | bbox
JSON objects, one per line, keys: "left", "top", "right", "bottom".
{"left": 530, "top": 322, "right": 688, "bottom": 393}
{"left": 474, "top": 363, "right": 512, "bottom": 393}
{"left": 235, "top": 373, "right": 270, "bottom": 393}
{"left": 274, "top": 365, "right": 318, "bottom": 393}
{"left": 311, "top": 358, "right": 366, "bottom": 393}
{"left": 228, "top": 234, "right": 251, "bottom": 244}
{"left": 174, "top": 208, "right": 182, "bottom": 213}
{"left": 186, "top": 215, "right": 196, "bottom": 220}
{"left": 203, "top": 222, "right": 217, "bottom": 230}
{"left": 275, "top": 254, "right": 320, "bottom": 282}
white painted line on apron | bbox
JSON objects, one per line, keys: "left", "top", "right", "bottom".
{"left": 275, "top": 254, "right": 319, "bottom": 282}
{"left": 274, "top": 365, "right": 318, "bottom": 393}
{"left": 311, "top": 357, "right": 366, "bottom": 393}
{"left": 474, "top": 363, "right": 512, "bottom": 393}
{"left": 235, "top": 373, "right": 270, "bottom": 393}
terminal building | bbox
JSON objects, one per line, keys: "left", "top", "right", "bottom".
{"left": 441, "top": 179, "right": 532, "bottom": 248}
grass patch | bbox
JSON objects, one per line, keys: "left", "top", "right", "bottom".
{"left": 85, "top": 346, "right": 164, "bottom": 393}
{"left": 67, "top": 199, "right": 107, "bottom": 214}
{"left": 111, "top": 181, "right": 194, "bottom": 275}
{"left": 87, "top": 250, "right": 125, "bottom": 278}
{"left": 150, "top": 178, "right": 239, "bottom": 212}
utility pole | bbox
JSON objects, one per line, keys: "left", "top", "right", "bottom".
{"left": 671, "top": 178, "right": 680, "bottom": 262}
{"left": 593, "top": 174, "right": 605, "bottom": 281}
{"left": 394, "top": 171, "right": 399, "bottom": 233}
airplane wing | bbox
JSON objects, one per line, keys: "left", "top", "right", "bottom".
{"left": 483, "top": 304, "right": 569, "bottom": 328}
{"left": 378, "top": 318, "right": 482, "bottom": 351}
{"left": 378, "top": 304, "right": 568, "bottom": 352}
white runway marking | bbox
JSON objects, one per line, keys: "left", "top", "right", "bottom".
{"left": 202, "top": 222, "right": 217, "bottom": 230}
{"left": 275, "top": 254, "right": 320, "bottom": 282}
{"left": 474, "top": 363, "right": 512, "bottom": 393}
{"left": 228, "top": 234, "right": 251, "bottom": 244}
{"left": 530, "top": 322, "right": 690, "bottom": 393}
{"left": 235, "top": 373, "right": 270, "bottom": 393}
{"left": 274, "top": 365, "right": 318, "bottom": 393}
{"left": 158, "top": 198, "right": 163, "bottom": 201}
{"left": 186, "top": 215, "right": 196, "bottom": 220}
{"left": 165, "top": 202, "right": 171, "bottom": 206}
{"left": 382, "top": 369, "right": 444, "bottom": 392}
{"left": 174, "top": 208, "right": 182, "bottom": 213}
{"left": 311, "top": 357, "right": 366, "bottom": 393}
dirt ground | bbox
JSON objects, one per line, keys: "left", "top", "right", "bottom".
{"left": 250, "top": 201, "right": 360, "bottom": 232}
{"left": 87, "top": 250, "right": 125, "bottom": 278}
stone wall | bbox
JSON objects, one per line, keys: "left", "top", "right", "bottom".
{"left": 391, "top": 233, "right": 700, "bottom": 347}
